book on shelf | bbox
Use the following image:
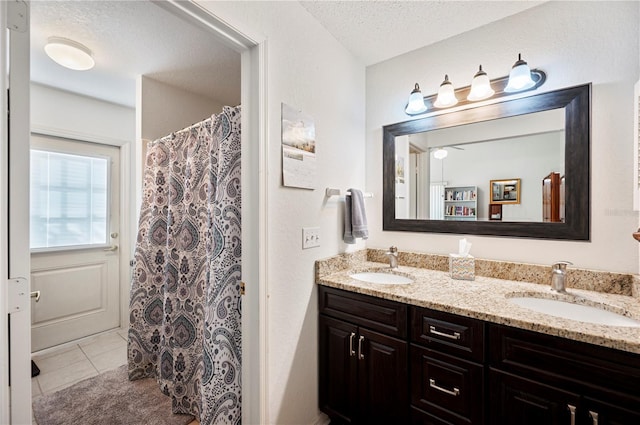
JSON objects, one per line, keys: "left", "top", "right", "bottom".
{"left": 445, "top": 188, "right": 477, "bottom": 201}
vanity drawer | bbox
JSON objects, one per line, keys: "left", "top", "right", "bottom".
{"left": 410, "top": 406, "right": 458, "bottom": 425}
{"left": 411, "top": 306, "right": 485, "bottom": 362}
{"left": 410, "top": 344, "right": 484, "bottom": 425}
{"left": 489, "top": 324, "right": 640, "bottom": 397}
{"left": 319, "top": 286, "right": 407, "bottom": 338}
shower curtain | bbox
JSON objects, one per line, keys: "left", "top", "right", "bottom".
{"left": 128, "top": 106, "right": 241, "bottom": 425}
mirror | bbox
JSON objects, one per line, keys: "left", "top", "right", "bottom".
{"left": 383, "top": 84, "right": 590, "bottom": 240}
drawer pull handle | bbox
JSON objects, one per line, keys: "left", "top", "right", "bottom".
{"left": 358, "top": 335, "right": 365, "bottom": 360}
{"left": 568, "top": 404, "right": 576, "bottom": 425}
{"left": 589, "top": 411, "right": 599, "bottom": 425}
{"left": 429, "top": 378, "right": 460, "bottom": 396}
{"left": 429, "top": 325, "right": 461, "bottom": 340}
{"left": 349, "top": 332, "right": 356, "bottom": 357}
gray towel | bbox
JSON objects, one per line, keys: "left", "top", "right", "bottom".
{"left": 343, "top": 188, "right": 368, "bottom": 244}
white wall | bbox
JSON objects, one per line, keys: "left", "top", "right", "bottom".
{"left": 138, "top": 76, "right": 227, "bottom": 142}
{"left": 198, "top": 2, "right": 366, "bottom": 424}
{"left": 31, "top": 83, "right": 135, "bottom": 143}
{"left": 366, "top": 1, "right": 640, "bottom": 273}
{"left": 429, "top": 133, "right": 564, "bottom": 221}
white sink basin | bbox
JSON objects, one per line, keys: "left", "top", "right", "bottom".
{"left": 509, "top": 296, "right": 640, "bottom": 327}
{"left": 350, "top": 272, "right": 413, "bottom": 285}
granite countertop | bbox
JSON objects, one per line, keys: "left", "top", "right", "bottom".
{"left": 317, "top": 260, "right": 640, "bottom": 355}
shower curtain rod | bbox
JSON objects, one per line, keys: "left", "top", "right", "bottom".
{"left": 147, "top": 114, "right": 216, "bottom": 147}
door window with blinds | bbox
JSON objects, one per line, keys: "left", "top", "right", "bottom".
{"left": 30, "top": 148, "right": 110, "bottom": 250}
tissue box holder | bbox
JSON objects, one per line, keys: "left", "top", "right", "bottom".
{"left": 449, "top": 254, "right": 475, "bottom": 281}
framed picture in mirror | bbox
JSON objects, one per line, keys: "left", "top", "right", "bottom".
{"left": 489, "top": 204, "right": 503, "bottom": 220}
{"left": 490, "top": 179, "right": 521, "bottom": 204}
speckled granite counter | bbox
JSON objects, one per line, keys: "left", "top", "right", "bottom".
{"left": 316, "top": 252, "right": 640, "bottom": 355}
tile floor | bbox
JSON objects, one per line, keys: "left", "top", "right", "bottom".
{"left": 31, "top": 328, "right": 199, "bottom": 425}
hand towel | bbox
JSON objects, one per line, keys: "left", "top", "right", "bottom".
{"left": 343, "top": 188, "right": 368, "bottom": 244}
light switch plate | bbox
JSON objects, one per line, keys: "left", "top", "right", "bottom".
{"left": 302, "top": 227, "right": 320, "bottom": 249}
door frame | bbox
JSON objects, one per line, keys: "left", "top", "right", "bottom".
{"left": 138, "top": 2, "right": 269, "bottom": 424}
{"left": 155, "top": 0, "right": 269, "bottom": 424}
{"left": 1, "top": 2, "right": 11, "bottom": 423}
{"left": 0, "top": 1, "right": 268, "bottom": 424}
{"left": 154, "top": 0, "right": 269, "bottom": 424}
{"left": 2, "top": 0, "right": 32, "bottom": 423}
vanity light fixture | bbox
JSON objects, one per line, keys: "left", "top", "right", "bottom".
{"left": 402, "top": 55, "right": 546, "bottom": 116}
{"left": 504, "top": 53, "right": 536, "bottom": 93}
{"left": 433, "top": 75, "right": 458, "bottom": 108}
{"left": 433, "top": 148, "right": 448, "bottom": 160}
{"left": 44, "top": 37, "right": 95, "bottom": 71}
{"left": 404, "top": 83, "right": 428, "bottom": 115}
{"left": 467, "top": 65, "right": 495, "bottom": 101}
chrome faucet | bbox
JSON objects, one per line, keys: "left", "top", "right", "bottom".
{"left": 386, "top": 246, "right": 398, "bottom": 269}
{"left": 551, "top": 261, "right": 573, "bottom": 293}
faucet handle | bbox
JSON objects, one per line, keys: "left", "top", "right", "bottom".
{"left": 552, "top": 260, "right": 573, "bottom": 271}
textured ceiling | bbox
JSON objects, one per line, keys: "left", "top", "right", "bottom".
{"left": 30, "top": 1, "right": 544, "bottom": 108}
{"left": 30, "top": 1, "right": 241, "bottom": 107}
{"left": 300, "top": 0, "right": 546, "bottom": 66}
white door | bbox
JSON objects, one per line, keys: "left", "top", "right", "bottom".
{"left": 30, "top": 134, "right": 121, "bottom": 351}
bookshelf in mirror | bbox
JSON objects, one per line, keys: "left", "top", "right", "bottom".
{"left": 444, "top": 186, "right": 477, "bottom": 221}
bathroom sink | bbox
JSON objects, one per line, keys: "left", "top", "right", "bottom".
{"left": 509, "top": 296, "right": 640, "bottom": 327}
{"left": 350, "top": 272, "right": 413, "bottom": 285}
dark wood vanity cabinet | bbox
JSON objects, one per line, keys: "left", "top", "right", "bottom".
{"left": 489, "top": 324, "right": 640, "bottom": 425}
{"left": 319, "top": 286, "right": 409, "bottom": 424}
{"left": 319, "top": 286, "right": 640, "bottom": 425}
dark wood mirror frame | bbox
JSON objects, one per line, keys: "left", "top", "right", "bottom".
{"left": 383, "top": 84, "right": 590, "bottom": 240}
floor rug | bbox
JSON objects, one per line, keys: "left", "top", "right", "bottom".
{"left": 33, "top": 365, "right": 195, "bottom": 425}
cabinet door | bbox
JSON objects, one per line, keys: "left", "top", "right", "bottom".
{"left": 319, "top": 315, "right": 358, "bottom": 423}
{"left": 358, "top": 327, "right": 409, "bottom": 424}
{"left": 583, "top": 397, "right": 640, "bottom": 425}
{"left": 490, "top": 370, "right": 580, "bottom": 425}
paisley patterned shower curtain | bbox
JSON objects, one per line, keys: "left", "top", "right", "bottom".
{"left": 128, "top": 106, "right": 241, "bottom": 425}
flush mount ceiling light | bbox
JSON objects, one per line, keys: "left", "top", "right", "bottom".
{"left": 433, "top": 75, "right": 458, "bottom": 108}
{"left": 404, "top": 83, "right": 428, "bottom": 115}
{"left": 44, "top": 37, "right": 95, "bottom": 71}
{"left": 467, "top": 65, "right": 495, "bottom": 101}
{"left": 433, "top": 148, "right": 448, "bottom": 160}
{"left": 504, "top": 53, "right": 536, "bottom": 93}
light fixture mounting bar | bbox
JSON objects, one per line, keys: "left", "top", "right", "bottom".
{"left": 406, "top": 69, "right": 546, "bottom": 116}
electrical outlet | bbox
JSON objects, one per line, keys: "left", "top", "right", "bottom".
{"left": 302, "top": 227, "right": 320, "bottom": 249}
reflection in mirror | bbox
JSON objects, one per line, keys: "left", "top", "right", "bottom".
{"left": 394, "top": 109, "right": 565, "bottom": 222}
{"left": 383, "top": 84, "right": 590, "bottom": 240}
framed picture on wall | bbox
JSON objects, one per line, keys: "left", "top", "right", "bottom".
{"left": 490, "top": 178, "right": 521, "bottom": 204}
